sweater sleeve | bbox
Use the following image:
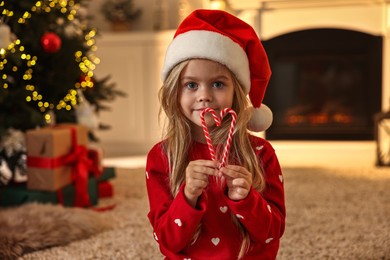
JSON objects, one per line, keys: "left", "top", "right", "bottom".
{"left": 145, "top": 143, "right": 208, "bottom": 253}
{"left": 225, "top": 139, "right": 286, "bottom": 244}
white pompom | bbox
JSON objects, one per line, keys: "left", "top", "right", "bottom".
{"left": 248, "top": 104, "right": 273, "bottom": 132}
{"left": 75, "top": 90, "right": 99, "bottom": 130}
{"left": 0, "top": 159, "right": 12, "bottom": 185}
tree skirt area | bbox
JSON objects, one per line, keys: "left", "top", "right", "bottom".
{"left": 6, "top": 166, "right": 390, "bottom": 259}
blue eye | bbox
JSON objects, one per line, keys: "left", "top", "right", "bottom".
{"left": 213, "top": 82, "right": 224, "bottom": 89}
{"left": 185, "top": 82, "right": 198, "bottom": 90}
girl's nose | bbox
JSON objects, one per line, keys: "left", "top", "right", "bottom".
{"left": 197, "top": 86, "right": 212, "bottom": 102}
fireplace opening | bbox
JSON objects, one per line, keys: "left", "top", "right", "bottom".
{"left": 262, "top": 29, "right": 382, "bottom": 140}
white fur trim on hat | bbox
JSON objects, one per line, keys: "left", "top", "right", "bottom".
{"left": 161, "top": 30, "right": 251, "bottom": 94}
{"left": 248, "top": 104, "right": 273, "bottom": 132}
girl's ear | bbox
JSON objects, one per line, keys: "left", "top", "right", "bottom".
{"left": 247, "top": 104, "right": 273, "bottom": 132}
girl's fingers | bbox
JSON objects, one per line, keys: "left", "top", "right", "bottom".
{"left": 231, "top": 178, "right": 248, "bottom": 188}
{"left": 188, "top": 160, "right": 219, "bottom": 177}
{"left": 226, "top": 177, "right": 250, "bottom": 190}
{"left": 220, "top": 165, "right": 252, "bottom": 200}
{"left": 185, "top": 160, "right": 219, "bottom": 203}
{"left": 190, "top": 160, "right": 219, "bottom": 168}
{"left": 220, "top": 165, "right": 251, "bottom": 179}
{"left": 186, "top": 178, "right": 209, "bottom": 190}
{"left": 185, "top": 160, "right": 218, "bottom": 191}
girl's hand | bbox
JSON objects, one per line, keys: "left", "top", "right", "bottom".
{"left": 219, "top": 165, "right": 252, "bottom": 201}
{"left": 184, "top": 160, "right": 218, "bottom": 208}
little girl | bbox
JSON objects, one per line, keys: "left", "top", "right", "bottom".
{"left": 146, "top": 9, "right": 285, "bottom": 260}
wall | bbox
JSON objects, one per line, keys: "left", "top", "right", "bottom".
{"left": 93, "top": 31, "right": 174, "bottom": 157}
{"left": 88, "top": 0, "right": 208, "bottom": 157}
{"left": 87, "top": 0, "right": 205, "bottom": 32}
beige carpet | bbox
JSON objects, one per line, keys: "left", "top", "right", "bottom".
{"left": 18, "top": 166, "right": 390, "bottom": 260}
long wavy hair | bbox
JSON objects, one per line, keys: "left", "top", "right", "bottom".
{"left": 159, "top": 59, "right": 266, "bottom": 259}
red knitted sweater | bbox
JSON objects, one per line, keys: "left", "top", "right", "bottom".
{"left": 146, "top": 135, "right": 285, "bottom": 260}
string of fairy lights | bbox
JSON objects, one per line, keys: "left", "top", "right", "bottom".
{"left": 0, "top": 0, "right": 99, "bottom": 121}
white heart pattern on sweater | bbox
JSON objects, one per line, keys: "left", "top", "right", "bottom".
{"left": 236, "top": 214, "right": 244, "bottom": 219}
{"left": 211, "top": 237, "right": 220, "bottom": 246}
{"left": 174, "top": 219, "right": 182, "bottom": 227}
{"left": 220, "top": 206, "right": 228, "bottom": 213}
{"left": 256, "top": 145, "right": 264, "bottom": 150}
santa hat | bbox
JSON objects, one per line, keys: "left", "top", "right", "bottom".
{"left": 161, "top": 9, "right": 273, "bottom": 132}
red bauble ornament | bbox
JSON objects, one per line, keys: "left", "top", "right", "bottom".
{"left": 79, "top": 75, "right": 94, "bottom": 87}
{"left": 41, "top": 32, "right": 62, "bottom": 53}
{"left": 79, "top": 75, "right": 88, "bottom": 82}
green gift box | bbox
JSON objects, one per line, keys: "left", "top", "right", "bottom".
{"left": 0, "top": 185, "right": 57, "bottom": 207}
{"left": 0, "top": 177, "right": 98, "bottom": 208}
{"left": 59, "top": 177, "right": 98, "bottom": 207}
{"left": 98, "top": 167, "right": 116, "bottom": 182}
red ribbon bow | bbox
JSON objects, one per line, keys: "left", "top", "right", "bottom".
{"left": 63, "top": 143, "right": 92, "bottom": 207}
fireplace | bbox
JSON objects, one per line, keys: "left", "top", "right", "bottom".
{"left": 229, "top": 1, "right": 389, "bottom": 141}
{"left": 262, "top": 29, "right": 382, "bottom": 140}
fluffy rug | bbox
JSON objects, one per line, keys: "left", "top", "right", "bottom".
{"left": 1, "top": 166, "right": 389, "bottom": 259}
{"left": 279, "top": 167, "right": 389, "bottom": 259}
{"left": 0, "top": 203, "right": 113, "bottom": 259}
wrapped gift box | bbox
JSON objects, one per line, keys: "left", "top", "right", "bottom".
{"left": 0, "top": 177, "right": 98, "bottom": 207}
{"left": 26, "top": 124, "right": 88, "bottom": 191}
{"left": 98, "top": 181, "right": 114, "bottom": 198}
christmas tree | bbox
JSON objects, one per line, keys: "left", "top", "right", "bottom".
{"left": 0, "top": 0, "right": 123, "bottom": 139}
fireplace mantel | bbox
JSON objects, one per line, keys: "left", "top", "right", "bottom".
{"left": 232, "top": 0, "right": 390, "bottom": 111}
{"left": 229, "top": 0, "right": 390, "bottom": 10}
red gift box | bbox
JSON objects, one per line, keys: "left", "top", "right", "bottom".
{"left": 98, "top": 181, "right": 114, "bottom": 198}
{"left": 87, "top": 146, "right": 104, "bottom": 178}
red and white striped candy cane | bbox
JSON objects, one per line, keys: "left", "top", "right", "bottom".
{"left": 219, "top": 108, "right": 237, "bottom": 168}
{"left": 200, "top": 108, "right": 219, "bottom": 161}
{"left": 200, "top": 107, "right": 237, "bottom": 168}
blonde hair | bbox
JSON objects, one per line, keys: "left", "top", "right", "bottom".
{"left": 159, "top": 60, "right": 265, "bottom": 259}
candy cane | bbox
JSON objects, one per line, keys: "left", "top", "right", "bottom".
{"left": 200, "top": 107, "right": 237, "bottom": 168}
{"left": 219, "top": 108, "right": 237, "bottom": 168}
{"left": 200, "top": 108, "right": 218, "bottom": 161}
